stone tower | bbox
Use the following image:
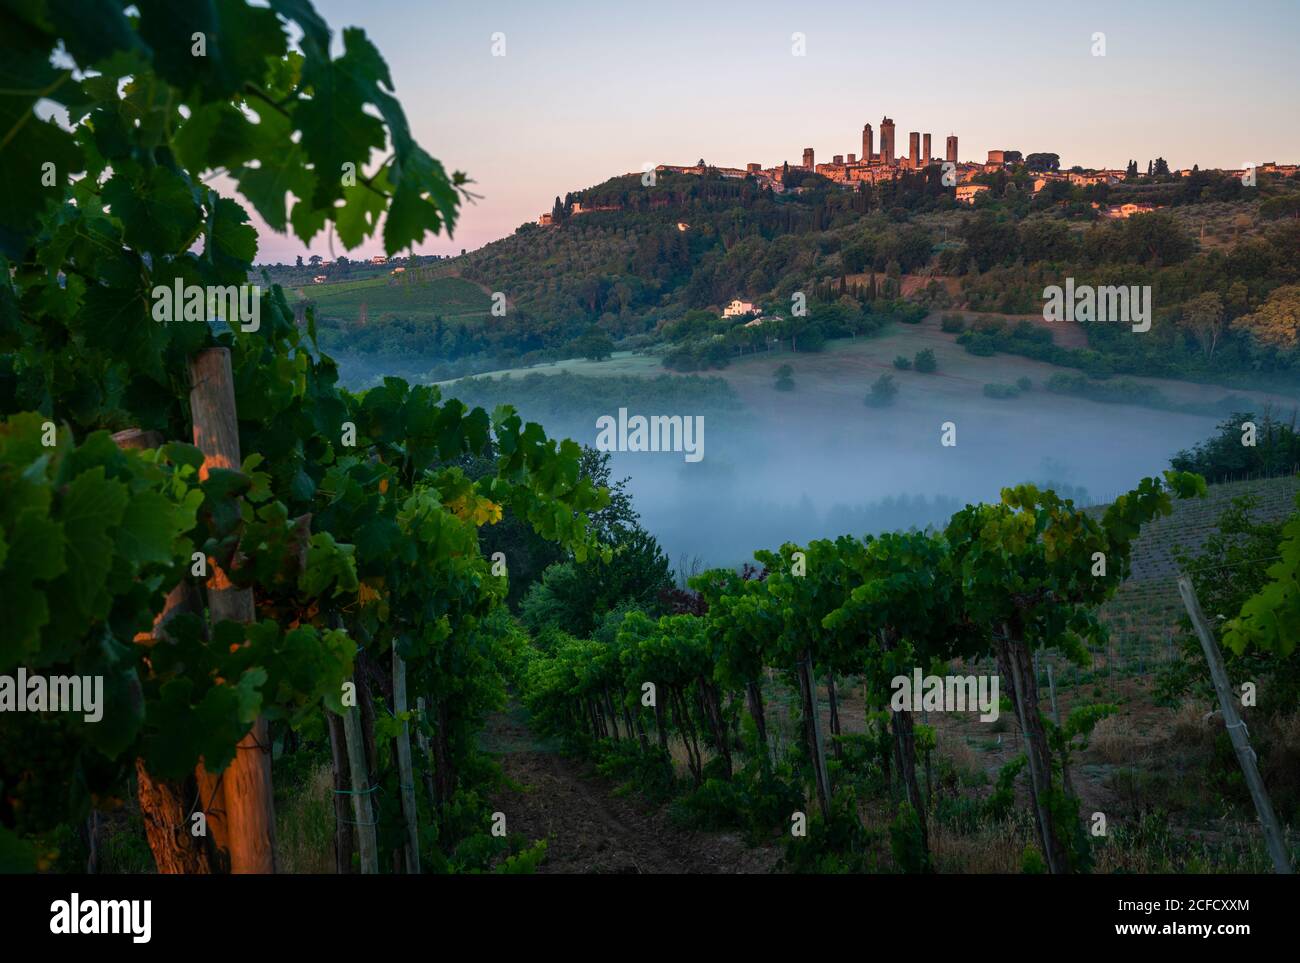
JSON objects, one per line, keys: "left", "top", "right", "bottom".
{"left": 880, "top": 117, "right": 895, "bottom": 166}
{"left": 862, "top": 123, "right": 874, "bottom": 163}
{"left": 803, "top": 147, "right": 815, "bottom": 170}
{"left": 946, "top": 134, "right": 958, "bottom": 164}
{"left": 923, "top": 133, "right": 932, "bottom": 166}
{"left": 908, "top": 131, "right": 920, "bottom": 168}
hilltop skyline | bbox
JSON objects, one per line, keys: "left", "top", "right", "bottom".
{"left": 248, "top": 0, "right": 1300, "bottom": 263}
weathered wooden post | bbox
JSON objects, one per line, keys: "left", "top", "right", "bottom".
{"left": 189, "top": 347, "right": 276, "bottom": 873}
{"left": 393, "top": 653, "right": 421, "bottom": 873}
{"left": 1178, "top": 576, "right": 1292, "bottom": 874}
{"left": 342, "top": 690, "right": 380, "bottom": 874}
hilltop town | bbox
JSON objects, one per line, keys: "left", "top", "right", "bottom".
{"left": 539, "top": 115, "right": 1298, "bottom": 222}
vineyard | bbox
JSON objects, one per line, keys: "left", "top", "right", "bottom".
{"left": 2, "top": 0, "right": 1298, "bottom": 884}
{"left": 0, "top": 0, "right": 609, "bottom": 875}
{"left": 296, "top": 274, "right": 494, "bottom": 327}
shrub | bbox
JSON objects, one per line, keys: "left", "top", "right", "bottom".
{"left": 866, "top": 373, "right": 899, "bottom": 407}
{"left": 1044, "top": 372, "right": 1168, "bottom": 407}
{"left": 893, "top": 355, "right": 912, "bottom": 370}
{"left": 983, "top": 382, "right": 1021, "bottom": 399}
{"left": 914, "top": 348, "right": 937, "bottom": 373}
{"left": 940, "top": 314, "right": 966, "bottom": 333}
{"left": 775, "top": 375, "right": 795, "bottom": 391}
{"left": 1016, "top": 376, "right": 1033, "bottom": 391}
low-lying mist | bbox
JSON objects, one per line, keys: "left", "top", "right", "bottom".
{"left": 441, "top": 371, "right": 1227, "bottom": 568}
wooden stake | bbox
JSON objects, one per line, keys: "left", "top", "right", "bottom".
{"left": 798, "top": 651, "right": 831, "bottom": 820}
{"left": 342, "top": 697, "right": 380, "bottom": 874}
{"left": 392, "top": 654, "right": 421, "bottom": 874}
{"left": 414, "top": 697, "right": 438, "bottom": 810}
{"left": 1177, "top": 576, "right": 1293, "bottom": 874}
{"left": 189, "top": 347, "right": 276, "bottom": 874}
{"left": 327, "top": 712, "right": 355, "bottom": 873}
{"left": 115, "top": 430, "right": 221, "bottom": 874}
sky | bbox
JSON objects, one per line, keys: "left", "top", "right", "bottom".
{"left": 248, "top": 0, "right": 1300, "bottom": 263}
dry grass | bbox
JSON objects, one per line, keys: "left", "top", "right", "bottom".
{"left": 276, "top": 764, "right": 335, "bottom": 874}
{"left": 1170, "top": 702, "right": 1213, "bottom": 749}
{"left": 1087, "top": 715, "right": 1146, "bottom": 765}
{"left": 936, "top": 732, "right": 986, "bottom": 784}
{"left": 1262, "top": 710, "right": 1300, "bottom": 815}
{"left": 930, "top": 816, "right": 1037, "bottom": 873}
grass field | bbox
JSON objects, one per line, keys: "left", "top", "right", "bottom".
{"left": 447, "top": 313, "right": 1297, "bottom": 414}
{"left": 294, "top": 274, "right": 493, "bottom": 326}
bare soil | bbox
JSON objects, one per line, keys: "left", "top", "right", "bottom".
{"left": 486, "top": 709, "right": 780, "bottom": 874}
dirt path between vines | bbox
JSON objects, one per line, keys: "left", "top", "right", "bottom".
{"left": 485, "top": 708, "right": 780, "bottom": 874}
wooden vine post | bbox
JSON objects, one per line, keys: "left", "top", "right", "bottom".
{"left": 1178, "top": 576, "right": 1293, "bottom": 875}
{"left": 342, "top": 689, "right": 380, "bottom": 874}
{"left": 114, "top": 431, "right": 224, "bottom": 873}
{"left": 393, "top": 653, "right": 421, "bottom": 873}
{"left": 797, "top": 651, "right": 832, "bottom": 820}
{"left": 189, "top": 347, "right": 277, "bottom": 874}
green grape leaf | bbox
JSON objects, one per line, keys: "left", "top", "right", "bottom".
{"left": 102, "top": 167, "right": 202, "bottom": 254}
{"left": 58, "top": 466, "right": 128, "bottom": 622}
{"left": 115, "top": 489, "right": 183, "bottom": 566}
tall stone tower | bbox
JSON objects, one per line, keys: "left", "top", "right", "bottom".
{"left": 923, "top": 133, "right": 932, "bottom": 166}
{"left": 946, "top": 135, "right": 958, "bottom": 163}
{"left": 802, "top": 147, "right": 815, "bottom": 170}
{"left": 862, "top": 123, "right": 874, "bottom": 163}
{"left": 880, "top": 117, "right": 895, "bottom": 166}
{"left": 908, "top": 131, "right": 920, "bottom": 169}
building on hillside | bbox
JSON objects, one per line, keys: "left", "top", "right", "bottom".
{"left": 538, "top": 212, "right": 554, "bottom": 226}
{"left": 369, "top": 255, "right": 388, "bottom": 265}
{"left": 570, "top": 201, "right": 623, "bottom": 216}
{"left": 312, "top": 275, "right": 327, "bottom": 283}
{"left": 1100, "top": 202, "right": 1161, "bottom": 219}
{"left": 955, "top": 183, "right": 990, "bottom": 205}
{"left": 723, "top": 299, "right": 760, "bottom": 318}
{"left": 1068, "top": 171, "right": 1116, "bottom": 187}
{"left": 1030, "top": 172, "right": 1069, "bottom": 194}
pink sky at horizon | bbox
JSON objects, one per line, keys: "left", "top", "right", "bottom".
{"left": 246, "top": 0, "right": 1300, "bottom": 265}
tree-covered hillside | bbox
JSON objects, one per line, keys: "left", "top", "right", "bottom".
{"left": 440, "top": 165, "right": 1300, "bottom": 384}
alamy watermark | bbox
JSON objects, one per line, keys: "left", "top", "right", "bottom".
{"left": 595, "top": 407, "right": 704, "bottom": 463}
{"left": 50, "top": 894, "right": 151, "bottom": 943}
{"left": 890, "top": 669, "right": 999, "bottom": 722}
{"left": 0, "top": 669, "right": 103, "bottom": 722}
{"left": 1043, "top": 277, "right": 1151, "bottom": 332}
{"left": 151, "top": 280, "right": 261, "bottom": 332}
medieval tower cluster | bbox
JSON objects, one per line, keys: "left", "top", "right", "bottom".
{"left": 823, "top": 117, "right": 953, "bottom": 172}
{"left": 792, "top": 116, "right": 957, "bottom": 185}
{"left": 630, "top": 113, "right": 969, "bottom": 212}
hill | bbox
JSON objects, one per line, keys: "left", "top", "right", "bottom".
{"left": 447, "top": 167, "right": 1300, "bottom": 383}
{"left": 291, "top": 164, "right": 1300, "bottom": 393}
